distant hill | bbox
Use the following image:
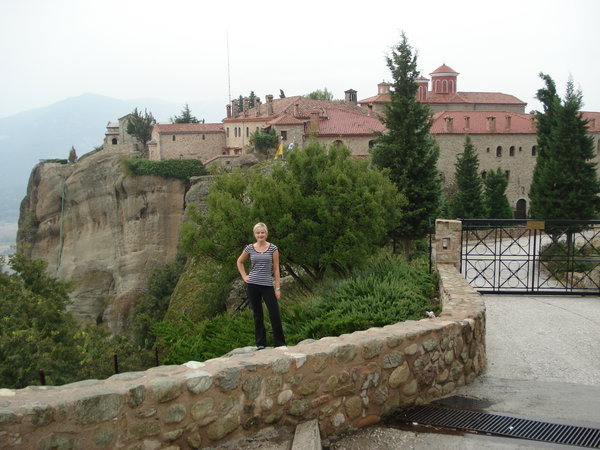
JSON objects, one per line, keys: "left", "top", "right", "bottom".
{"left": 0, "top": 93, "right": 224, "bottom": 223}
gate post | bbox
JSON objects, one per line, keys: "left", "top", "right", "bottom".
{"left": 435, "top": 219, "right": 462, "bottom": 269}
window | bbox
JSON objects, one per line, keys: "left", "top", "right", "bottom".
{"left": 486, "top": 147, "right": 490, "bottom": 153}
{"left": 509, "top": 146, "right": 515, "bottom": 156}
{"left": 368, "top": 140, "right": 376, "bottom": 149}
{"left": 505, "top": 170, "right": 510, "bottom": 180}
{"left": 532, "top": 145, "right": 537, "bottom": 156}
{"left": 496, "top": 146, "right": 502, "bottom": 157}
{"left": 280, "top": 130, "right": 287, "bottom": 140}
{"left": 172, "top": 135, "right": 176, "bottom": 141}
{"left": 227, "top": 127, "right": 230, "bottom": 137}
{"left": 202, "top": 134, "right": 205, "bottom": 140}
{"left": 246, "top": 127, "right": 249, "bottom": 138}
{"left": 481, "top": 171, "right": 487, "bottom": 179}
{"left": 112, "top": 138, "right": 118, "bottom": 145}
{"left": 333, "top": 139, "right": 343, "bottom": 147}
{"left": 234, "top": 128, "right": 237, "bottom": 138}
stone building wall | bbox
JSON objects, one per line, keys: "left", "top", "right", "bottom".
{"left": 314, "top": 135, "right": 376, "bottom": 157}
{"left": 150, "top": 131, "right": 226, "bottom": 163}
{"left": 0, "top": 221, "right": 485, "bottom": 449}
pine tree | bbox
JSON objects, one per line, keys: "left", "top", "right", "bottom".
{"left": 450, "top": 135, "right": 485, "bottom": 219}
{"left": 171, "top": 103, "right": 200, "bottom": 123}
{"left": 485, "top": 168, "right": 513, "bottom": 219}
{"left": 237, "top": 95, "right": 244, "bottom": 112}
{"left": 529, "top": 74, "right": 600, "bottom": 219}
{"left": 248, "top": 91, "right": 256, "bottom": 108}
{"left": 126, "top": 108, "right": 156, "bottom": 149}
{"left": 370, "top": 33, "right": 441, "bottom": 254}
{"left": 68, "top": 146, "right": 77, "bottom": 163}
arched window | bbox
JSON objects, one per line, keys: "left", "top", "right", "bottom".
{"left": 333, "top": 139, "right": 344, "bottom": 147}
{"left": 227, "top": 127, "right": 230, "bottom": 137}
{"left": 509, "top": 146, "right": 515, "bottom": 156}
{"left": 532, "top": 145, "right": 537, "bottom": 156}
{"left": 481, "top": 171, "right": 487, "bottom": 179}
{"left": 172, "top": 135, "right": 176, "bottom": 141}
{"left": 486, "top": 147, "right": 490, "bottom": 153}
{"left": 442, "top": 80, "right": 448, "bottom": 93}
{"left": 111, "top": 138, "right": 118, "bottom": 145}
{"left": 246, "top": 127, "right": 249, "bottom": 138}
{"left": 202, "top": 134, "right": 205, "bottom": 140}
{"left": 368, "top": 140, "right": 376, "bottom": 149}
{"left": 515, "top": 199, "right": 527, "bottom": 219}
{"left": 496, "top": 146, "right": 503, "bottom": 157}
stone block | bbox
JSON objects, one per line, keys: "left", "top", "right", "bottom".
{"left": 291, "top": 418, "right": 321, "bottom": 450}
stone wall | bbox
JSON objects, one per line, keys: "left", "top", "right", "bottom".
{"left": 0, "top": 221, "right": 485, "bottom": 449}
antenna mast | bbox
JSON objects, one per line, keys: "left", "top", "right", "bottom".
{"left": 226, "top": 31, "right": 231, "bottom": 103}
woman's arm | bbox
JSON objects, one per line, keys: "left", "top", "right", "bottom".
{"left": 237, "top": 251, "right": 249, "bottom": 283}
{"left": 273, "top": 249, "right": 281, "bottom": 300}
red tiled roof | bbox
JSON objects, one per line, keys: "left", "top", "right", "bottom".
{"left": 430, "top": 64, "right": 458, "bottom": 75}
{"left": 316, "top": 109, "right": 384, "bottom": 136}
{"left": 154, "top": 123, "right": 224, "bottom": 133}
{"left": 358, "top": 93, "right": 391, "bottom": 104}
{"left": 267, "top": 114, "right": 304, "bottom": 126}
{"left": 430, "top": 111, "right": 535, "bottom": 134}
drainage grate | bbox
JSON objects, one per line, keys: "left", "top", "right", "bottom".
{"left": 395, "top": 405, "right": 600, "bottom": 448}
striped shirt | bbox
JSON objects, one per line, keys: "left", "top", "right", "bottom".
{"left": 244, "top": 243, "right": 277, "bottom": 286}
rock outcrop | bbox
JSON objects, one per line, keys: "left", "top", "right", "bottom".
{"left": 18, "top": 149, "right": 187, "bottom": 333}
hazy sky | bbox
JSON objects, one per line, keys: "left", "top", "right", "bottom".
{"left": 2, "top": 0, "right": 599, "bottom": 122}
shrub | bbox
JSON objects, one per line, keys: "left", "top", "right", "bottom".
{"left": 121, "top": 157, "right": 208, "bottom": 182}
{"left": 153, "top": 251, "right": 439, "bottom": 364}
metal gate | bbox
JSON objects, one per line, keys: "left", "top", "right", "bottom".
{"left": 461, "top": 219, "right": 600, "bottom": 294}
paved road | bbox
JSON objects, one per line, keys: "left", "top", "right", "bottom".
{"left": 331, "top": 294, "right": 600, "bottom": 449}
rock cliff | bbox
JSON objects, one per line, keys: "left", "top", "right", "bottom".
{"left": 18, "top": 149, "right": 186, "bottom": 333}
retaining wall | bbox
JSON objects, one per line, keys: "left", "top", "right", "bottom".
{"left": 0, "top": 221, "right": 485, "bottom": 449}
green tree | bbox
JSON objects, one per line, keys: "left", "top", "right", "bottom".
{"left": 370, "top": 33, "right": 441, "bottom": 255}
{"left": 249, "top": 128, "right": 279, "bottom": 156}
{"left": 182, "top": 142, "right": 405, "bottom": 288}
{"left": 529, "top": 74, "right": 600, "bottom": 219}
{"left": 307, "top": 88, "right": 334, "bottom": 101}
{"left": 237, "top": 95, "right": 244, "bottom": 112}
{"left": 0, "top": 254, "right": 81, "bottom": 388}
{"left": 279, "top": 89, "right": 286, "bottom": 99}
{"left": 171, "top": 103, "right": 200, "bottom": 123}
{"left": 126, "top": 108, "right": 156, "bottom": 147}
{"left": 450, "top": 135, "right": 485, "bottom": 218}
{"left": 484, "top": 168, "right": 513, "bottom": 219}
{"left": 248, "top": 91, "right": 256, "bottom": 108}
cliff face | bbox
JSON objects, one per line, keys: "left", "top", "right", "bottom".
{"left": 18, "top": 149, "right": 186, "bottom": 333}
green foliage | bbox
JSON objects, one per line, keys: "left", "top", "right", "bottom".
{"left": 121, "top": 157, "right": 207, "bottom": 182}
{"left": 237, "top": 95, "right": 244, "bottom": 112}
{"left": 279, "top": 89, "right": 286, "bottom": 99}
{"left": 153, "top": 252, "right": 439, "bottom": 364}
{"left": 248, "top": 128, "right": 279, "bottom": 155}
{"left": 171, "top": 103, "right": 200, "bottom": 123}
{"left": 0, "top": 254, "right": 154, "bottom": 388}
{"left": 484, "top": 168, "right": 513, "bottom": 219}
{"left": 182, "top": 142, "right": 405, "bottom": 286}
{"left": 371, "top": 33, "right": 441, "bottom": 246}
{"left": 450, "top": 135, "right": 485, "bottom": 219}
{"left": 306, "top": 88, "right": 334, "bottom": 101}
{"left": 0, "top": 254, "right": 81, "bottom": 388}
{"left": 132, "top": 254, "right": 187, "bottom": 348}
{"left": 539, "top": 240, "right": 597, "bottom": 279}
{"left": 248, "top": 91, "right": 256, "bottom": 108}
{"left": 126, "top": 108, "right": 156, "bottom": 147}
{"left": 529, "top": 74, "right": 600, "bottom": 219}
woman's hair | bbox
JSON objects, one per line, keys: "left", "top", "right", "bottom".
{"left": 253, "top": 222, "right": 268, "bottom": 235}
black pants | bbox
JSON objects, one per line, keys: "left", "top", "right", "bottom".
{"left": 247, "top": 283, "right": 286, "bottom": 347}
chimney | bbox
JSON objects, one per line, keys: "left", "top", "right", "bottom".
{"left": 444, "top": 117, "right": 453, "bottom": 132}
{"left": 242, "top": 97, "right": 249, "bottom": 117}
{"left": 293, "top": 103, "right": 299, "bottom": 117}
{"left": 266, "top": 95, "right": 274, "bottom": 116}
{"left": 345, "top": 89, "right": 357, "bottom": 105}
{"left": 486, "top": 116, "right": 496, "bottom": 132}
{"left": 463, "top": 115, "right": 470, "bottom": 131}
{"left": 231, "top": 100, "right": 238, "bottom": 118}
{"left": 530, "top": 115, "right": 536, "bottom": 130}
{"left": 310, "top": 111, "right": 320, "bottom": 134}
{"left": 226, "top": 104, "right": 232, "bottom": 119}
{"left": 505, "top": 115, "right": 512, "bottom": 131}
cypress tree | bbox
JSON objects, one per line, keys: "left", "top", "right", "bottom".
{"left": 485, "top": 168, "right": 513, "bottom": 219}
{"left": 371, "top": 33, "right": 441, "bottom": 254}
{"left": 529, "top": 73, "right": 600, "bottom": 219}
{"left": 450, "top": 135, "right": 485, "bottom": 219}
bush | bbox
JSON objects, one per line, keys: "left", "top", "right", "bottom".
{"left": 153, "top": 251, "right": 439, "bottom": 364}
{"left": 121, "top": 157, "right": 208, "bottom": 182}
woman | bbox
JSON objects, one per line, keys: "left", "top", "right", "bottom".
{"left": 236, "top": 222, "right": 286, "bottom": 349}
